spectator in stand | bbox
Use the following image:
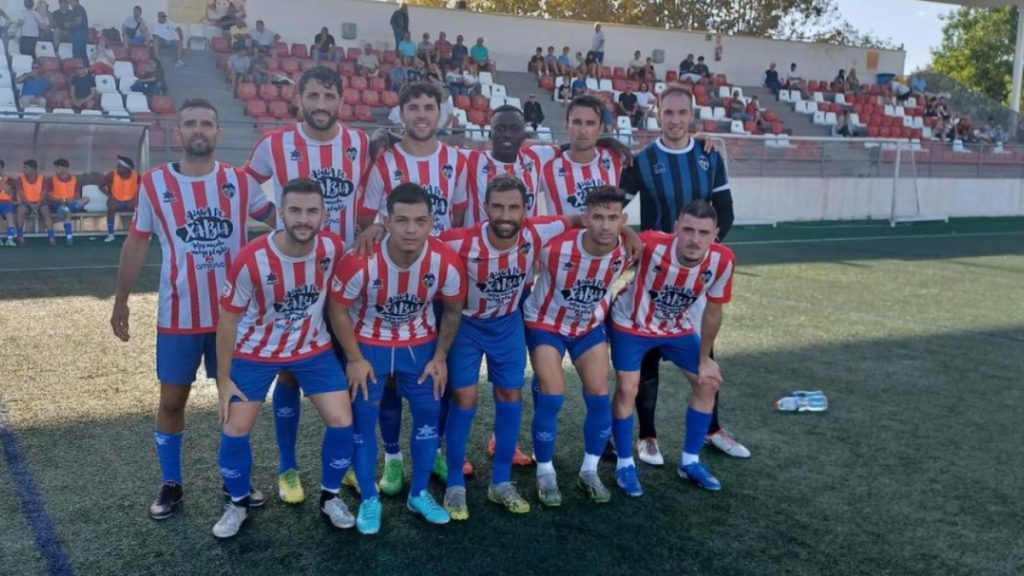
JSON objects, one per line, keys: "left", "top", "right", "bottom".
{"left": 591, "top": 22, "right": 605, "bottom": 63}
{"left": 642, "top": 57, "right": 655, "bottom": 81}
{"left": 543, "top": 46, "right": 559, "bottom": 76}
{"left": 955, "top": 117, "right": 974, "bottom": 143}
{"left": 528, "top": 46, "right": 544, "bottom": 74}
{"left": 461, "top": 60, "right": 479, "bottom": 94}
{"left": 357, "top": 43, "right": 380, "bottom": 76}
{"left": 558, "top": 46, "right": 572, "bottom": 75}
{"left": 226, "top": 44, "right": 251, "bottom": 90}
{"left": 68, "top": 64, "right": 96, "bottom": 110}
{"left": 451, "top": 34, "right": 468, "bottom": 67}
{"left": 601, "top": 99, "right": 616, "bottom": 132}
{"left": 892, "top": 78, "right": 912, "bottom": 102}
{"left": 634, "top": 81, "right": 654, "bottom": 118}
{"left": 16, "top": 62, "right": 51, "bottom": 108}
{"left": 312, "top": 26, "right": 340, "bottom": 63}
{"left": 584, "top": 50, "right": 599, "bottom": 78}
{"left": 438, "top": 87, "right": 459, "bottom": 135}
{"left": 390, "top": 2, "right": 409, "bottom": 53}
{"left": 132, "top": 55, "right": 166, "bottom": 95}
{"left": 694, "top": 55, "right": 711, "bottom": 81}
{"left": 832, "top": 69, "right": 846, "bottom": 92}
{"left": 250, "top": 50, "right": 270, "bottom": 84}
{"left": 407, "top": 56, "right": 425, "bottom": 82}
{"left": 729, "top": 90, "right": 750, "bottom": 122}
{"left": 570, "top": 70, "right": 587, "bottom": 98}
{"left": 471, "top": 37, "right": 494, "bottom": 72}
{"left": 122, "top": 5, "right": 149, "bottom": 45}
{"left": 49, "top": 0, "right": 71, "bottom": 52}
{"left": 67, "top": 0, "right": 88, "bottom": 62}
{"left": 924, "top": 96, "right": 937, "bottom": 117}
{"left": 523, "top": 92, "right": 544, "bottom": 131}
{"left": 90, "top": 35, "right": 115, "bottom": 74}
{"left": 397, "top": 31, "right": 417, "bottom": 60}
{"left": 249, "top": 19, "right": 279, "bottom": 55}
{"left": 679, "top": 54, "right": 702, "bottom": 83}
{"left": 785, "top": 62, "right": 806, "bottom": 97}
{"left": 228, "top": 17, "right": 250, "bottom": 50}
{"left": 975, "top": 117, "right": 1005, "bottom": 144}
{"left": 418, "top": 33, "right": 436, "bottom": 66}
{"left": 388, "top": 57, "right": 410, "bottom": 91}
{"left": 574, "top": 51, "right": 585, "bottom": 74}
{"left": 746, "top": 95, "right": 761, "bottom": 123}
{"left": 16, "top": 0, "right": 45, "bottom": 59}
{"left": 845, "top": 68, "right": 862, "bottom": 95}
{"left": 444, "top": 64, "right": 464, "bottom": 95}
{"left": 206, "top": 0, "right": 244, "bottom": 33}
{"left": 557, "top": 74, "right": 571, "bottom": 103}
{"left": 627, "top": 50, "right": 644, "bottom": 80}
{"left": 618, "top": 85, "right": 642, "bottom": 128}
{"left": 151, "top": 11, "right": 185, "bottom": 67}
{"left": 435, "top": 32, "right": 453, "bottom": 66}
{"left": 835, "top": 111, "right": 854, "bottom": 137}
{"left": 764, "top": 62, "right": 781, "bottom": 94}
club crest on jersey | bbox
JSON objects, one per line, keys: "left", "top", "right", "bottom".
{"left": 345, "top": 146, "right": 358, "bottom": 161}
{"left": 423, "top": 273, "right": 436, "bottom": 288}
{"left": 375, "top": 294, "right": 424, "bottom": 324}
{"left": 524, "top": 160, "right": 535, "bottom": 171}
{"left": 556, "top": 166, "right": 567, "bottom": 177}
{"left": 653, "top": 264, "right": 665, "bottom": 274}
{"left": 612, "top": 259, "right": 623, "bottom": 272}
{"left": 221, "top": 281, "right": 233, "bottom": 297}
{"left": 481, "top": 163, "right": 491, "bottom": 175}
{"left": 176, "top": 207, "right": 234, "bottom": 244}
{"left": 318, "top": 257, "right": 332, "bottom": 273}
{"left": 702, "top": 269, "right": 713, "bottom": 283}
{"left": 289, "top": 149, "right": 303, "bottom": 162}
{"left": 520, "top": 241, "right": 532, "bottom": 254}
{"left": 441, "top": 163, "right": 454, "bottom": 179}
{"left": 331, "top": 276, "right": 343, "bottom": 292}
{"left": 601, "top": 157, "right": 612, "bottom": 170}
{"left": 698, "top": 155, "right": 710, "bottom": 171}
{"left": 526, "top": 192, "right": 536, "bottom": 211}
{"left": 266, "top": 272, "right": 279, "bottom": 285}
{"left": 561, "top": 278, "right": 607, "bottom": 313}
{"left": 649, "top": 286, "right": 697, "bottom": 318}
{"left": 562, "top": 260, "right": 575, "bottom": 270}
{"left": 221, "top": 182, "right": 237, "bottom": 199}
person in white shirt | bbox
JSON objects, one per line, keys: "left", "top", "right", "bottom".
{"left": 150, "top": 11, "right": 185, "bottom": 66}
{"left": 462, "top": 62, "right": 478, "bottom": 96}
{"left": 634, "top": 82, "right": 655, "bottom": 119}
{"left": 16, "top": 0, "right": 45, "bottom": 58}
{"left": 249, "top": 19, "right": 279, "bottom": 55}
{"left": 387, "top": 105, "right": 403, "bottom": 127}
{"left": 591, "top": 22, "right": 605, "bottom": 63}
{"left": 356, "top": 43, "right": 379, "bottom": 76}
{"left": 627, "top": 50, "right": 644, "bottom": 79}
{"left": 122, "top": 6, "right": 149, "bottom": 45}
{"left": 438, "top": 89, "right": 458, "bottom": 135}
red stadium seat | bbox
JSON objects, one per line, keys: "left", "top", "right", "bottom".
{"left": 38, "top": 56, "right": 61, "bottom": 73}
{"left": 299, "top": 59, "right": 318, "bottom": 72}
{"left": 361, "top": 90, "right": 381, "bottom": 107}
{"left": 111, "top": 44, "right": 129, "bottom": 60}
{"left": 259, "top": 84, "right": 279, "bottom": 101}
{"left": 867, "top": 126, "right": 879, "bottom": 138}
{"left": 150, "top": 95, "right": 174, "bottom": 115}
{"left": 381, "top": 51, "right": 397, "bottom": 65}
{"left": 612, "top": 79, "right": 626, "bottom": 92}
{"left": 216, "top": 53, "right": 229, "bottom": 70}
{"left": 468, "top": 109, "right": 489, "bottom": 126}
{"left": 347, "top": 47, "right": 362, "bottom": 61}
{"left": 349, "top": 76, "right": 368, "bottom": 90}
{"left": 612, "top": 67, "right": 626, "bottom": 79}
{"left": 713, "top": 74, "right": 728, "bottom": 86}
{"left": 265, "top": 57, "right": 280, "bottom": 71}
{"left": 47, "top": 72, "right": 67, "bottom": 90}
{"left": 339, "top": 104, "right": 356, "bottom": 122}
{"left": 702, "top": 120, "right": 719, "bottom": 132}
{"left": 381, "top": 91, "right": 399, "bottom": 107}
{"left": 744, "top": 121, "right": 759, "bottom": 134}
{"left": 720, "top": 97, "right": 731, "bottom": 112}
{"left": 665, "top": 70, "right": 678, "bottom": 83}
{"left": 271, "top": 42, "right": 288, "bottom": 56}
{"left": 291, "top": 44, "right": 311, "bottom": 59}
{"left": 695, "top": 93, "right": 710, "bottom": 107}
{"left": 339, "top": 61, "right": 356, "bottom": 77}
{"left": 236, "top": 83, "right": 258, "bottom": 101}
{"left": 879, "top": 127, "right": 891, "bottom": 138}
{"left": 355, "top": 104, "right": 374, "bottom": 122}
{"left": 129, "top": 46, "right": 150, "bottom": 64}
{"left": 279, "top": 85, "right": 295, "bottom": 102}
{"left": 625, "top": 80, "right": 638, "bottom": 92}
{"left": 472, "top": 95, "right": 489, "bottom": 111}
{"left": 61, "top": 58, "right": 84, "bottom": 74}
{"left": 279, "top": 58, "right": 299, "bottom": 73}
{"left": 46, "top": 90, "right": 69, "bottom": 110}
{"left": 455, "top": 95, "right": 471, "bottom": 109}
{"left": 246, "top": 100, "right": 270, "bottom": 118}
{"left": 540, "top": 76, "right": 555, "bottom": 91}
{"left": 343, "top": 90, "right": 361, "bottom": 106}
{"left": 764, "top": 110, "right": 779, "bottom": 122}
{"left": 369, "top": 77, "right": 386, "bottom": 91}
{"left": 269, "top": 100, "right": 291, "bottom": 119}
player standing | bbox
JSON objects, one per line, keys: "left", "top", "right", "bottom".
{"left": 213, "top": 177, "right": 355, "bottom": 538}
{"left": 329, "top": 183, "right": 465, "bottom": 534}
{"left": 246, "top": 65, "right": 373, "bottom": 505}
{"left": 618, "top": 84, "right": 747, "bottom": 465}
{"left": 110, "top": 99, "right": 275, "bottom": 520}
{"left": 523, "top": 186, "right": 630, "bottom": 506}
{"left": 609, "top": 200, "right": 734, "bottom": 495}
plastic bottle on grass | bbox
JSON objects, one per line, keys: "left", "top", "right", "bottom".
{"left": 773, "top": 390, "right": 828, "bottom": 412}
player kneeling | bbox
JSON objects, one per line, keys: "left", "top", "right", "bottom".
{"left": 609, "top": 200, "right": 734, "bottom": 495}
{"left": 213, "top": 178, "right": 356, "bottom": 538}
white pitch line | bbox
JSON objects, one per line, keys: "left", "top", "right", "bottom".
{"left": 0, "top": 263, "right": 159, "bottom": 273}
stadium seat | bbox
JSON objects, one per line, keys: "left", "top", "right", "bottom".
{"left": 598, "top": 79, "right": 613, "bottom": 91}
{"left": 0, "top": 88, "right": 16, "bottom": 107}
{"left": 471, "top": 95, "right": 489, "bottom": 111}
{"left": 58, "top": 42, "right": 74, "bottom": 60}
{"left": 824, "top": 112, "right": 837, "bottom": 126}
{"left": 259, "top": 84, "right": 279, "bottom": 101}
{"left": 540, "top": 75, "right": 556, "bottom": 91}
{"left": 47, "top": 72, "right": 67, "bottom": 89}
{"left": 585, "top": 77, "right": 599, "bottom": 91}
{"left": 339, "top": 104, "right": 355, "bottom": 122}
{"left": 150, "top": 95, "right": 174, "bottom": 115}
{"left": 95, "top": 75, "right": 118, "bottom": 94}
{"left": 480, "top": 83, "right": 493, "bottom": 98}
{"left": 778, "top": 90, "right": 792, "bottom": 103}
{"left": 280, "top": 58, "right": 299, "bottom": 73}
{"left": 455, "top": 94, "right": 471, "bottom": 109}
{"left": 812, "top": 91, "right": 825, "bottom": 103}
{"left": 771, "top": 121, "right": 785, "bottom": 135}
{"left": 291, "top": 44, "right": 310, "bottom": 59}
{"left": 894, "top": 105, "right": 905, "bottom": 117}
{"left": 665, "top": 71, "right": 678, "bottom": 83}
{"left": 812, "top": 110, "right": 826, "bottom": 125}
{"left": 850, "top": 113, "right": 864, "bottom": 128}
{"left": 381, "top": 91, "right": 399, "bottom": 107}
{"left": 536, "top": 126, "right": 553, "bottom": 142}
{"left": 279, "top": 85, "right": 295, "bottom": 102}
{"left": 35, "top": 42, "right": 56, "bottom": 59}
{"left": 505, "top": 97, "right": 522, "bottom": 110}
{"left": 654, "top": 81, "right": 666, "bottom": 94}
{"left": 246, "top": 99, "right": 270, "bottom": 118}
{"left": 128, "top": 46, "right": 150, "bottom": 64}
{"left": 730, "top": 120, "right": 746, "bottom": 134}
{"left": 269, "top": 100, "right": 291, "bottom": 119}
{"left": 712, "top": 107, "right": 726, "bottom": 120}
{"left": 101, "top": 93, "right": 126, "bottom": 112}
{"left": 362, "top": 90, "right": 381, "bottom": 107}
{"left": 369, "top": 77, "right": 386, "bottom": 92}
{"left": 468, "top": 109, "right": 489, "bottom": 126}
{"left": 701, "top": 120, "right": 719, "bottom": 132}
{"left": 346, "top": 47, "right": 362, "bottom": 61}
{"left": 299, "top": 59, "right": 318, "bottom": 72}
{"left": 912, "top": 116, "right": 924, "bottom": 129}
{"left": 350, "top": 76, "right": 368, "bottom": 90}
{"left": 744, "top": 120, "right": 759, "bottom": 134}
{"left": 12, "top": 54, "right": 33, "bottom": 76}
{"left": 381, "top": 51, "right": 397, "bottom": 65}
{"left": 125, "top": 93, "right": 151, "bottom": 113}
{"left": 51, "top": 107, "right": 74, "bottom": 114}
{"left": 490, "top": 84, "right": 507, "bottom": 99}
{"left": 764, "top": 110, "right": 779, "bottom": 122}
{"left": 479, "top": 71, "right": 494, "bottom": 86}
{"left": 265, "top": 57, "right": 280, "bottom": 71}
{"left": 697, "top": 106, "right": 713, "bottom": 120}
{"left": 452, "top": 108, "right": 468, "bottom": 125}
{"left": 645, "top": 117, "right": 659, "bottom": 131}
{"left": 236, "top": 83, "right": 258, "bottom": 101}
{"left": 343, "top": 89, "right": 361, "bottom": 106}
{"left": 355, "top": 104, "right": 374, "bottom": 122}
{"left": 112, "top": 61, "right": 136, "bottom": 80}
{"left": 272, "top": 42, "right": 289, "bottom": 56}
{"left": 37, "top": 56, "right": 60, "bottom": 74}
{"left": 489, "top": 96, "right": 506, "bottom": 110}
{"left": 834, "top": 93, "right": 847, "bottom": 106}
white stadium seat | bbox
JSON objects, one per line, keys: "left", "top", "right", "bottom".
{"left": 884, "top": 104, "right": 895, "bottom": 116}
{"left": 536, "top": 126, "right": 553, "bottom": 142}
{"left": 504, "top": 97, "right": 522, "bottom": 110}
{"left": 912, "top": 116, "right": 924, "bottom": 129}
{"left": 51, "top": 108, "right": 76, "bottom": 114}
{"left": 730, "top": 120, "right": 746, "bottom": 134}
{"left": 478, "top": 71, "right": 494, "bottom": 86}
{"left": 126, "top": 93, "right": 151, "bottom": 113}
{"left": 585, "top": 77, "right": 598, "bottom": 91}
{"left": 834, "top": 93, "right": 847, "bottom": 105}
{"left": 902, "top": 116, "right": 914, "bottom": 128}
{"left": 489, "top": 96, "right": 506, "bottom": 110}
{"left": 812, "top": 110, "right": 826, "bottom": 125}
{"left": 113, "top": 61, "right": 136, "bottom": 80}
{"left": 58, "top": 43, "right": 74, "bottom": 60}
{"left": 490, "top": 84, "right": 507, "bottom": 98}
{"left": 12, "top": 55, "right": 33, "bottom": 76}
{"left": 95, "top": 75, "right": 118, "bottom": 94}
{"left": 616, "top": 116, "right": 632, "bottom": 131}
{"left": 35, "top": 42, "right": 56, "bottom": 59}
{"left": 812, "top": 91, "right": 825, "bottom": 103}
{"left": 653, "top": 81, "right": 666, "bottom": 94}
{"left": 598, "top": 78, "right": 613, "bottom": 91}
{"left": 712, "top": 106, "right": 726, "bottom": 120}
{"left": 850, "top": 113, "right": 865, "bottom": 128}
{"left": 0, "top": 88, "right": 15, "bottom": 107}
{"left": 894, "top": 106, "right": 906, "bottom": 117}
{"left": 0, "top": 105, "right": 20, "bottom": 116}
{"left": 80, "top": 109, "right": 103, "bottom": 116}
{"left": 452, "top": 108, "right": 468, "bottom": 125}
{"left": 698, "top": 106, "right": 713, "bottom": 119}
{"left": 118, "top": 77, "right": 138, "bottom": 95}
{"left": 778, "top": 89, "right": 792, "bottom": 103}
{"left": 480, "top": 83, "right": 493, "bottom": 98}
{"left": 22, "top": 106, "right": 46, "bottom": 117}
{"left": 101, "top": 93, "right": 126, "bottom": 112}
{"left": 645, "top": 116, "right": 659, "bottom": 131}
{"left": 824, "top": 112, "right": 838, "bottom": 126}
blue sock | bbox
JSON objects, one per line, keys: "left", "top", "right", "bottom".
{"left": 612, "top": 415, "right": 635, "bottom": 461}
{"left": 408, "top": 399, "right": 441, "bottom": 495}
{"left": 492, "top": 399, "right": 522, "bottom": 485}
{"left": 320, "top": 425, "right": 353, "bottom": 492}
{"left": 106, "top": 215, "right": 115, "bottom": 235}
{"left": 47, "top": 229, "right": 55, "bottom": 239}
{"left": 444, "top": 404, "right": 476, "bottom": 488}
{"left": 684, "top": 407, "right": 713, "bottom": 457}
{"left": 62, "top": 221, "right": 72, "bottom": 237}
{"left": 16, "top": 227, "right": 23, "bottom": 238}
{"left": 154, "top": 430, "right": 184, "bottom": 484}
{"left": 218, "top": 433, "right": 252, "bottom": 501}
{"left": 531, "top": 393, "right": 564, "bottom": 464}
{"left": 530, "top": 374, "right": 540, "bottom": 409}
{"left": 437, "top": 391, "right": 451, "bottom": 440}
{"left": 379, "top": 385, "right": 402, "bottom": 455}
{"left": 583, "top": 394, "right": 612, "bottom": 457}
{"left": 272, "top": 382, "right": 302, "bottom": 473}
{"left": 353, "top": 400, "right": 379, "bottom": 500}
{"left": 6, "top": 226, "right": 14, "bottom": 239}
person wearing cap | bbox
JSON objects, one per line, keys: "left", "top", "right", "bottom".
{"left": 101, "top": 156, "right": 139, "bottom": 242}
{"left": 150, "top": 11, "right": 185, "bottom": 67}
{"left": 46, "top": 158, "right": 88, "bottom": 246}
{"left": 523, "top": 92, "right": 544, "bottom": 132}
{"left": 13, "top": 159, "right": 51, "bottom": 246}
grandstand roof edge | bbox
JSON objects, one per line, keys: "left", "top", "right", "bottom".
{"left": 367, "top": 0, "right": 907, "bottom": 55}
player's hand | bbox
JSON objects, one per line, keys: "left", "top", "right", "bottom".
{"left": 217, "top": 379, "right": 249, "bottom": 425}
{"left": 111, "top": 300, "right": 131, "bottom": 342}
{"left": 694, "top": 134, "right": 720, "bottom": 154}
{"left": 419, "top": 357, "right": 448, "bottom": 400}
{"left": 698, "top": 357, "right": 723, "bottom": 389}
{"left": 354, "top": 223, "right": 385, "bottom": 256}
{"left": 346, "top": 357, "right": 376, "bottom": 401}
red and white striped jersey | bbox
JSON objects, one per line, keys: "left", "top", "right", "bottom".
{"left": 462, "top": 144, "right": 561, "bottom": 226}
{"left": 611, "top": 232, "right": 734, "bottom": 337}
{"left": 523, "top": 229, "right": 629, "bottom": 337}
{"left": 130, "top": 162, "right": 272, "bottom": 334}
{"left": 540, "top": 147, "right": 623, "bottom": 216}
{"left": 442, "top": 216, "right": 570, "bottom": 319}
{"left": 360, "top": 142, "right": 468, "bottom": 236}
{"left": 330, "top": 236, "right": 466, "bottom": 346}
{"left": 220, "top": 231, "right": 343, "bottom": 362}
{"left": 246, "top": 123, "right": 371, "bottom": 246}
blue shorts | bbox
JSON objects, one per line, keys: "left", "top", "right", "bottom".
{"left": 112, "top": 200, "right": 135, "bottom": 211}
{"left": 230, "top": 349, "right": 347, "bottom": 403}
{"left": 525, "top": 323, "right": 607, "bottom": 363}
{"left": 357, "top": 340, "right": 437, "bottom": 404}
{"left": 0, "top": 202, "right": 12, "bottom": 217}
{"left": 156, "top": 332, "right": 217, "bottom": 385}
{"left": 449, "top": 312, "right": 527, "bottom": 390}
{"left": 49, "top": 202, "right": 85, "bottom": 215}
{"left": 609, "top": 324, "right": 700, "bottom": 374}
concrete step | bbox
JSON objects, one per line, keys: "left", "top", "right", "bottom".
{"left": 745, "top": 86, "right": 828, "bottom": 137}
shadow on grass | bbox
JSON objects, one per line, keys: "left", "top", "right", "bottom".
{"left": 3, "top": 328, "right": 1023, "bottom": 576}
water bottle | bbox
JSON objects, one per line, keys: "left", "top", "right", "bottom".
{"left": 773, "top": 390, "right": 828, "bottom": 412}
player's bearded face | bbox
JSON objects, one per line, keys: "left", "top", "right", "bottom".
{"left": 282, "top": 193, "right": 325, "bottom": 244}
{"left": 485, "top": 189, "right": 525, "bottom": 240}
{"left": 301, "top": 84, "right": 340, "bottom": 131}
{"left": 675, "top": 214, "right": 717, "bottom": 263}
{"left": 179, "top": 109, "right": 220, "bottom": 158}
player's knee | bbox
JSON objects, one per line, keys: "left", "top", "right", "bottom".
{"left": 452, "top": 387, "right": 477, "bottom": 409}
{"left": 494, "top": 387, "right": 520, "bottom": 403}
{"left": 157, "top": 396, "right": 187, "bottom": 419}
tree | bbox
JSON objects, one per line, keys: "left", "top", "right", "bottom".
{"left": 931, "top": 6, "right": 1019, "bottom": 106}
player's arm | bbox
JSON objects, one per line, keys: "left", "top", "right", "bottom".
{"left": 111, "top": 232, "right": 150, "bottom": 341}
{"left": 421, "top": 297, "right": 462, "bottom": 400}
{"left": 618, "top": 162, "right": 644, "bottom": 207}
{"left": 698, "top": 301, "right": 724, "bottom": 387}
{"left": 368, "top": 127, "right": 401, "bottom": 160}
{"left": 100, "top": 173, "right": 113, "bottom": 196}
{"left": 709, "top": 152, "right": 734, "bottom": 240}
{"left": 328, "top": 299, "right": 375, "bottom": 401}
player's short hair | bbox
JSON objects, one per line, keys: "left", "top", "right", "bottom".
{"left": 53, "top": 158, "right": 69, "bottom": 167}
{"left": 484, "top": 173, "right": 528, "bottom": 206}
{"left": 585, "top": 186, "right": 627, "bottom": 209}
{"left": 399, "top": 82, "right": 442, "bottom": 110}
{"left": 280, "top": 177, "right": 323, "bottom": 205}
{"left": 179, "top": 98, "right": 219, "bottom": 123}
{"left": 566, "top": 94, "right": 605, "bottom": 123}
{"left": 491, "top": 104, "right": 524, "bottom": 119}
{"left": 680, "top": 199, "right": 718, "bottom": 223}
{"left": 298, "top": 65, "right": 343, "bottom": 96}
{"left": 387, "top": 182, "right": 433, "bottom": 215}
{"left": 658, "top": 84, "right": 693, "bottom": 108}
{"left": 23, "top": 159, "right": 38, "bottom": 170}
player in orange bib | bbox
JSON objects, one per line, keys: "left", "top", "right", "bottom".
{"left": 47, "top": 158, "right": 90, "bottom": 246}
{"left": 0, "top": 159, "right": 17, "bottom": 246}
{"left": 14, "top": 159, "right": 53, "bottom": 246}
{"left": 102, "top": 155, "right": 141, "bottom": 242}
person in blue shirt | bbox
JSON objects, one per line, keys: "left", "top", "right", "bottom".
{"left": 470, "top": 37, "right": 493, "bottom": 71}
{"left": 570, "top": 71, "right": 587, "bottom": 98}
{"left": 398, "top": 31, "right": 417, "bottom": 60}
{"left": 16, "top": 62, "right": 52, "bottom": 108}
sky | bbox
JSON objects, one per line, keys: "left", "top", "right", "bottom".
{"left": 834, "top": 0, "right": 957, "bottom": 71}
